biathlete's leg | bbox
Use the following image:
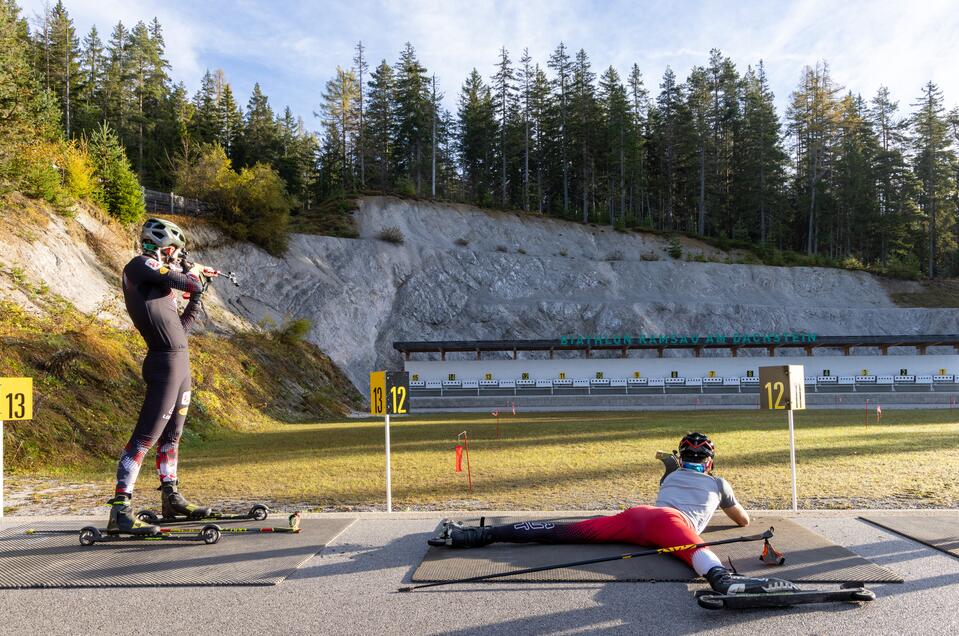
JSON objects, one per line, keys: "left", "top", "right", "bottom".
{"left": 156, "top": 356, "right": 211, "bottom": 519}
{"left": 109, "top": 352, "right": 183, "bottom": 534}
{"left": 115, "top": 353, "right": 183, "bottom": 497}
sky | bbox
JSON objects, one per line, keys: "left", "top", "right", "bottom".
{"left": 17, "top": 0, "right": 959, "bottom": 133}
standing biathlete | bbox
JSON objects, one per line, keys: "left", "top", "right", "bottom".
{"left": 429, "top": 432, "right": 799, "bottom": 596}
{"left": 107, "top": 218, "right": 213, "bottom": 536}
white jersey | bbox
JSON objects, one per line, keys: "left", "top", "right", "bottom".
{"left": 655, "top": 456, "right": 738, "bottom": 534}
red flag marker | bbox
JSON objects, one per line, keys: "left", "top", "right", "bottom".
{"left": 454, "top": 445, "right": 464, "bottom": 472}
{"left": 876, "top": 404, "right": 882, "bottom": 424}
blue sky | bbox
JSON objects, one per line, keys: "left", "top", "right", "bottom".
{"left": 18, "top": 0, "right": 959, "bottom": 133}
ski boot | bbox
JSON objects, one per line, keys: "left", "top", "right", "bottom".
{"left": 427, "top": 519, "right": 494, "bottom": 548}
{"left": 705, "top": 566, "right": 800, "bottom": 595}
{"left": 160, "top": 481, "right": 212, "bottom": 521}
{"left": 107, "top": 496, "right": 161, "bottom": 536}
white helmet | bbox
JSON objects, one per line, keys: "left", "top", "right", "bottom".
{"left": 141, "top": 218, "right": 186, "bottom": 251}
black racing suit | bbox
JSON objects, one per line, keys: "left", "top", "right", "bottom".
{"left": 116, "top": 254, "right": 205, "bottom": 496}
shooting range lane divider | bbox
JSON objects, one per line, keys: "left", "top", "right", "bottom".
{"left": 370, "top": 371, "right": 410, "bottom": 513}
{"left": 0, "top": 378, "right": 34, "bottom": 530}
{"left": 759, "top": 365, "right": 805, "bottom": 512}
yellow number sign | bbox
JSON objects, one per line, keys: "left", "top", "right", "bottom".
{"left": 0, "top": 378, "right": 32, "bottom": 420}
{"left": 759, "top": 365, "right": 805, "bottom": 411}
{"left": 370, "top": 371, "right": 410, "bottom": 416}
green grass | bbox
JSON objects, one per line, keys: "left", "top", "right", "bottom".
{"left": 22, "top": 408, "right": 958, "bottom": 512}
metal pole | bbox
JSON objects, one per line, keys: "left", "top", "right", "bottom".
{"left": 787, "top": 409, "right": 798, "bottom": 512}
{"left": 385, "top": 414, "right": 392, "bottom": 513}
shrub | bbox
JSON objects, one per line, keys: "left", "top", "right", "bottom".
{"left": 274, "top": 318, "right": 312, "bottom": 346}
{"left": 640, "top": 251, "right": 659, "bottom": 261}
{"left": 377, "top": 226, "right": 404, "bottom": 244}
{"left": 495, "top": 245, "right": 508, "bottom": 252}
{"left": 883, "top": 253, "right": 921, "bottom": 280}
{"left": 62, "top": 141, "right": 102, "bottom": 204}
{"left": 605, "top": 250, "right": 624, "bottom": 261}
{"left": 559, "top": 248, "right": 568, "bottom": 257}
{"left": 840, "top": 256, "right": 865, "bottom": 271}
{"left": 87, "top": 123, "right": 145, "bottom": 223}
{"left": 14, "top": 142, "right": 67, "bottom": 207}
{"left": 175, "top": 144, "right": 292, "bottom": 255}
{"left": 454, "top": 238, "right": 469, "bottom": 246}
{"left": 517, "top": 247, "right": 527, "bottom": 254}
{"left": 667, "top": 236, "right": 682, "bottom": 259}
{"left": 395, "top": 176, "right": 416, "bottom": 197}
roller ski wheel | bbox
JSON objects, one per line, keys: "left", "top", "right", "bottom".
{"left": 251, "top": 504, "right": 269, "bottom": 521}
{"left": 694, "top": 585, "right": 876, "bottom": 610}
{"left": 136, "top": 509, "right": 161, "bottom": 524}
{"left": 201, "top": 525, "right": 221, "bottom": 545}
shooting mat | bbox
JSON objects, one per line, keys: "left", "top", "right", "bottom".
{"left": 412, "top": 515, "right": 902, "bottom": 584}
{"left": 860, "top": 514, "right": 959, "bottom": 559}
{"left": 0, "top": 517, "right": 355, "bottom": 588}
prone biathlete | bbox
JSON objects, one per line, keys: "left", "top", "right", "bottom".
{"left": 107, "top": 218, "right": 213, "bottom": 535}
{"left": 429, "top": 432, "right": 799, "bottom": 595}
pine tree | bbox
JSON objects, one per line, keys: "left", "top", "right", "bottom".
{"left": 787, "top": 62, "right": 842, "bottom": 254}
{"left": 319, "top": 66, "right": 359, "bottom": 190}
{"left": 127, "top": 21, "right": 154, "bottom": 177}
{"left": 736, "top": 62, "right": 787, "bottom": 245}
{"left": 686, "top": 65, "right": 710, "bottom": 234}
{"left": 598, "top": 66, "right": 628, "bottom": 225}
{"left": 626, "top": 63, "right": 649, "bottom": 223}
{"left": 46, "top": 1, "right": 78, "bottom": 138}
{"left": 529, "top": 64, "right": 551, "bottom": 213}
{"left": 393, "top": 43, "right": 430, "bottom": 194}
{"left": 491, "top": 46, "right": 515, "bottom": 206}
{"left": 366, "top": 59, "right": 395, "bottom": 190}
{"left": 189, "top": 70, "right": 219, "bottom": 145}
{"left": 76, "top": 26, "right": 103, "bottom": 131}
{"left": 353, "top": 41, "right": 367, "bottom": 188}
{"left": 238, "top": 82, "right": 279, "bottom": 168}
{"left": 218, "top": 81, "right": 243, "bottom": 158}
{"left": 103, "top": 21, "right": 131, "bottom": 141}
{"left": 457, "top": 68, "right": 496, "bottom": 203}
{"left": 548, "top": 43, "right": 572, "bottom": 215}
{"left": 911, "top": 81, "right": 955, "bottom": 276}
{"left": 570, "top": 49, "right": 597, "bottom": 222}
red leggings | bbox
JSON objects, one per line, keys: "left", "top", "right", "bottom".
{"left": 489, "top": 505, "right": 703, "bottom": 566}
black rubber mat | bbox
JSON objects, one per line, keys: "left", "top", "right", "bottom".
{"left": 413, "top": 515, "right": 902, "bottom": 584}
{"left": 860, "top": 515, "right": 959, "bottom": 559}
{"left": 0, "top": 517, "right": 354, "bottom": 588}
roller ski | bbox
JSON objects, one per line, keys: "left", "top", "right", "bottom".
{"left": 696, "top": 565, "right": 876, "bottom": 609}
{"left": 77, "top": 496, "right": 222, "bottom": 546}
{"left": 79, "top": 524, "right": 222, "bottom": 546}
{"left": 160, "top": 512, "right": 303, "bottom": 535}
{"left": 427, "top": 518, "right": 493, "bottom": 548}
{"left": 135, "top": 481, "right": 269, "bottom": 525}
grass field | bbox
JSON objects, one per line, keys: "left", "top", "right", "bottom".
{"left": 17, "top": 408, "right": 959, "bottom": 513}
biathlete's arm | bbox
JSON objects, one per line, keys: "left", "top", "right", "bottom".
{"left": 656, "top": 451, "right": 680, "bottom": 484}
{"left": 179, "top": 295, "right": 203, "bottom": 330}
{"left": 135, "top": 256, "right": 205, "bottom": 294}
{"left": 716, "top": 477, "right": 750, "bottom": 526}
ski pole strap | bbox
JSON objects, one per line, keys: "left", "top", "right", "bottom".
{"left": 398, "top": 526, "right": 775, "bottom": 592}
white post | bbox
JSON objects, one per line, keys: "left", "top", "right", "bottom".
{"left": 384, "top": 414, "right": 392, "bottom": 513}
{"left": 787, "top": 409, "right": 798, "bottom": 512}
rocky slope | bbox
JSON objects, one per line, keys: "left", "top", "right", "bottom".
{"left": 196, "top": 196, "right": 959, "bottom": 392}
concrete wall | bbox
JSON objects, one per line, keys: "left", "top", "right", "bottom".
{"left": 406, "top": 353, "right": 959, "bottom": 382}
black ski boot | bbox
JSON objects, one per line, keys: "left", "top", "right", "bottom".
{"left": 706, "top": 566, "right": 800, "bottom": 595}
{"left": 428, "top": 520, "right": 494, "bottom": 548}
{"left": 107, "top": 496, "right": 161, "bottom": 536}
{"left": 160, "top": 482, "right": 212, "bottom": 520}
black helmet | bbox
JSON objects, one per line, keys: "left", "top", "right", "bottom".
{"left": 141, "top": 218, "right": 186, "bottom": 251}
{"left": 678, "top": 432, "right": 715, "bottom": 464}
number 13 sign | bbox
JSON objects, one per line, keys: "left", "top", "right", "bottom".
{"left": 369, "top": 371, "right": 410, "bottom": 513}
{"left": 2, "top": 377, "right": 34, "bottom": 527}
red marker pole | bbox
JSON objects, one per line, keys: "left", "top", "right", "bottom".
{"left": 457, "top": 431, "right": 473, "bottom": 493}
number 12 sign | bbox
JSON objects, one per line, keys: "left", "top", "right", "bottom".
{"left": 369, "top": 371, "right": 409, "bottom": 416}
{"left": 759, "top": 365, "right": 805, "bottom": 411}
